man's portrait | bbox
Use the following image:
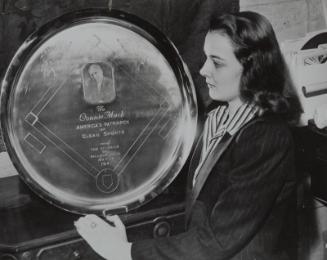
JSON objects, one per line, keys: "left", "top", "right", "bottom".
{"left": 82, "top": 62, "right": 116, "bottom": 105}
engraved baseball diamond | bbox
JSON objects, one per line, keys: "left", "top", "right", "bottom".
{"left": 23, "top": 60, "right": 170, "bottom": 193}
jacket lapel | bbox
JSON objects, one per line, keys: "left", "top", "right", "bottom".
{"left": 185, "top": 132, "right": 234, "bottom": 224}
{"left": 186, "top": 133, "right": 203, "bottom": 190}
{"left": 192, "top": 132, "right": 233, "bottom": 202}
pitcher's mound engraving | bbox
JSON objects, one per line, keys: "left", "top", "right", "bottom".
{"left": 96, "top": 169, "right": 119, "bottom": 193}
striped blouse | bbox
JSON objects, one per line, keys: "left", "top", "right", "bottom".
{"left": 193, "top": 103, "right": 259, "bottom": 186}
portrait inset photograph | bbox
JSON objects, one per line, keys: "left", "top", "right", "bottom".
{"left": 82, "top": 62, "right": 116, "bottom": 105}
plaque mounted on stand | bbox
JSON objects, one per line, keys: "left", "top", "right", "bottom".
{"left": 0, "top": 9, "right": 197, "bottom": 259}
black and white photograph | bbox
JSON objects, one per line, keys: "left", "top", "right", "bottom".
{"left": 1, "top": 0, "right": 327, "bottom": 259}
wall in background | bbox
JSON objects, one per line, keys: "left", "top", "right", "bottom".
{"left": 240, "top": 0, "right": 327, "bottom": 42}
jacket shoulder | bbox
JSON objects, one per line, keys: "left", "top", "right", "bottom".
{"left": 235, "top": 114, "right": 292, "bottom": 145}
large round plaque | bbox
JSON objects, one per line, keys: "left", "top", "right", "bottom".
{"left": 0, "top": 9, "right": 197, "bottom": 214}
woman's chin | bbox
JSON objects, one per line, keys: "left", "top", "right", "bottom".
{"left": 208, "top": 92, "right": 223, "bottom": 101}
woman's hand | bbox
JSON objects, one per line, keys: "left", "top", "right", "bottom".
{"left": 314, "top": 104, "right": 327, "bottom": 129}
{"left": 74, "top": 214, "right": 132, "bottom": 260}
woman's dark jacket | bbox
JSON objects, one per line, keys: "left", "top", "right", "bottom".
{"left": 132, "top": 114, "right": 298, "bottom": 260}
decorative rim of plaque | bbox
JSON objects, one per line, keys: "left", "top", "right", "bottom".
{"left": 0, "top": 9, "right": 197, "bottom": 215}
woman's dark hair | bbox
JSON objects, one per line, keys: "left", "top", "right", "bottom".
{"left": 209, "top": 11, "right": 301, "bottom": 122}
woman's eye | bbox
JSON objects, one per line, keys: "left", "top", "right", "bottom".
{"left": 213, "top": 61, "right": 223, "bottom": 68}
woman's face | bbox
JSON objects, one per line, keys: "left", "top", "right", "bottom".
{"left": 200, "top": 31, "right": 243, "bottom": 103}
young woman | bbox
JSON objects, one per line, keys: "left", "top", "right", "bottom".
{"left": 75, "top": 11, "right": 299, "bottom": 260}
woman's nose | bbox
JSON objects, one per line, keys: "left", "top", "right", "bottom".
{"left": 199, "top": 61, "right": 209, "bottom": 78}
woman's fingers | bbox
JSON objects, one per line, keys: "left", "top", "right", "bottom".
{"left": 75, "top": 215, "right": 93, "bottom": 230}
{"left": 106, "top": 215, "right": 128, "bottom": 241}
{"left": 75, "top": 214, "right": 110, "bottom": 234}
{"left": 106, "top": 215, "right": 125, "bottom": 230}
{"left": 314, "top": 104, "right": 327, "bottom": 129}
{"left": 85, "top": 214, "right": 107, "bottom": 227}
{"left": 74, "top": 214, "right": 127, "bottom": 241}
{"left": 74, "top": 214, "right": 131, "bottom": 259}
{"left": 75, "top": 222, "right": 90, "bottom": 239}
{"left": 74, "top": 218, "right": 98, "bottom": 243}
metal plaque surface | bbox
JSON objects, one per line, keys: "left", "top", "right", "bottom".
{"left": 0, "top": 10, "right": 197, "bottom": 214}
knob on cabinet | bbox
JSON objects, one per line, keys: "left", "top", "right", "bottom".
{"left": 153, "top": 220, "right": 171, "bottom": 238}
